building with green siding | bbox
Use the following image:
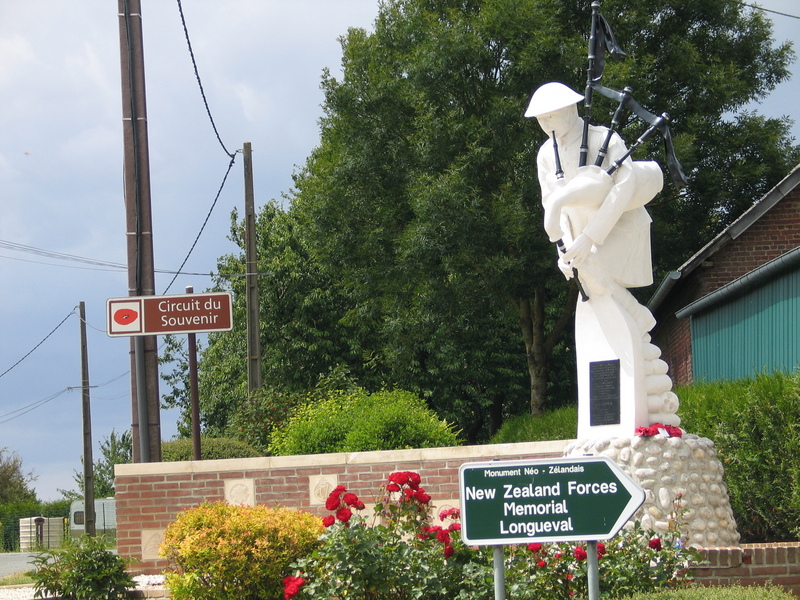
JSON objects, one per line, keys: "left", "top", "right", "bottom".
{"left": 649, "top": 163, "right": 800, "bottom": 384}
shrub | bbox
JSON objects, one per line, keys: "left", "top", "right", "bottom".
{"left": 286, "top": 472, "right": 699, "bottom": 600}
{"left": 677, "top": 371, "right": 800, "bottom": 542}
{"left": 489, "top": 405, "right": 577, "bottom": 444}
{"left": 160, "top": 502, "right": 323, "bottom": 600}
{"left": 161, "top": 436, "right": 262, "bottom": 461}
{"left": 229, "top": 387, "right": 305, "bottom": 453}
{"left": 268, "top": 388, "right": 460, "bottom": 456}
{"left": 30, "top": 535, "right": 134, "bottom": 600}
{"left": 621, "top": 584, "right": 796, "bottom": 599}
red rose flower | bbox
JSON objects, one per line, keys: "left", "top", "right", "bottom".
{"left": 386, "top": 483, "right": 401, "bottom": 492}
{"left": 407, "top": 472, "right": 422, "bottom": 489}
{"left": 336, "top": 507, "right": 353, "bottom": 523}
{"left": 282, "top": 576, "right": 306, "bottom": 599}
{"left": 448, "top": 523, "right": 461, "bottom": 532}
{"left": 443, "top": 544, "right": 454, "bottom": 558}
{"left": 342, "top": 492, "right": 360, "bottom": 507}
{"left": 322, "top": 514, "right": 336, "bottom": 527}
{"left": 649, "top": 538, "right": 663, "bottom": 551}
{"left": 325, "top": 496, "right": 340, "bottom": 511}
{"left": 537, "top": 560, "right": 547, "bottom": 568}
{"left": 597, "top": 542, "right": 606, "bottom": 557}
{"left": 527, "top": 542, "right": 543, "bottom": 553}
{"left": 439, "top": 507, "right": 460, "bottom": 521}
{"left": 414, "top": 490, "right": 431, "bottom": 504}
{"left": 573, "top": 546, "right": 588, "bottom": 561}
{"left": 388, "top": 472, "right": 410, "bottom": 486}
{"left": 330, "top": 485, "right": 346, "bottom": 496}
{"left": 436, "top": 529, "right": 451, "bottom": 544}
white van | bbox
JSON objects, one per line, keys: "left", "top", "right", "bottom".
{"left": 69, "top": 498, "right": 117, "bottom": 537}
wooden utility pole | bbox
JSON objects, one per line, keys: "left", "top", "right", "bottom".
{"left": 118, "top": 0, "right": 161, "bottom": 462}
{"left": 244, "top": 142, "right": 262, "bottom": 392}
{"left": 79, "top": 302, "right": 96, "bottom": 537}
{"left": 185, "top": 286, "right": 202, "bottom": 461}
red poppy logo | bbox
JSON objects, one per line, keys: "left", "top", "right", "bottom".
{"left": 113, "top": 308, "right": 139, "bottom": 325}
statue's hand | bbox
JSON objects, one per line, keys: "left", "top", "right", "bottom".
{"left": 556, "top": 247, "right": 573, "bottom": 280}
{"left": 561, "top": 233, "right": 593, "bottom": 269}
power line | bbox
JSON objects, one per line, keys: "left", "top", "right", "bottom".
{"left": 176, "top": 0, "right": 236, "bottom": 159}
{"left": 162, "top": 154, "right": 238, "bottom": 294}
{"left": 0, "top": 308, "right": 76, "bottom": 380}
{"left": 0, "top": 239, "right": 219, "bottom": 277}
{"left": 0, "top": 388, "right": 72, "bottom": 425}
{"left": 742, "top": 2, "right": 800, "bottom": 20}
{"left": 162, "top": 0, "right": 241, "bottom": 294}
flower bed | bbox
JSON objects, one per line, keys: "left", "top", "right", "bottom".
{"left": 283, "top": 472, "right": 700, "bottom": 600}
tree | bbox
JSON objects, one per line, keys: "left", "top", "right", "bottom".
{"left": 65, "top": 430, "right": 132, "bottom": 499}
{"left": 291, "top": 0, "right": 796, "bottom": 423}
{"left": 0, "top": 447, "right": 37, "bottom": 504}
{"left": 174, "top": 0, "right": 797, "bottom": 443}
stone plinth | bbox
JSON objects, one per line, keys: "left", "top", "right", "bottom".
{"left": 564, "top": 433, "right": 740, "bottom": 547}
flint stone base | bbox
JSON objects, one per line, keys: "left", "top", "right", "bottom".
{"left": 563, "top": 433, "right": 740, "bottom": 548}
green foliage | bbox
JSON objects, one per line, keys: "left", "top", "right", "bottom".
{"left": 30, "top": 535, "right": 134, "bottom": 600}
{"left": 161, "top": 437, "right": 262, "bottom": 462}
{"left": 65, "top": 429, "right": 132, "bottom": 499}
{"left": 228, "top": 387, "right": 305, "bottom": 454}
{"left": 621, "top": 585, "right": 796, "bottom": 600}
{"left": 0, "top": 447, "right": 37, "bottom": 504}
{"left": 160, "top": 502, "right": 323, "bottom": 600}
{"left": 172, "top": 0, "right": 799, "bottom": 445}
{"left": 490, "top": 405, "right": 577, "bottom": 443}
{"left": 0, "top": 500, "right": 69, "bottom": 552}
{"left": 287, "top": 473, "right": 699, "bottom": 600}
{"left": 268, "top": 389, "right": 460, "bottom": 456}
{"left": 676, "top": 371, "right": 800, "bottom": 543}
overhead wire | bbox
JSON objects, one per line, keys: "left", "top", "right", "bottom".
{"left": 0, "top": 389, "right": 72, "bottom": 425}
{"left": 0, "top": 239, "right": 232, "bottom": 277}
{"left": 0, "top": 308, "right": 76, "bottom": 380}
{"left": 742, "top": 3, "right": 800, "bottom": 20}
{"left": 162, "top": 0, "right": 241, "bottom": 294}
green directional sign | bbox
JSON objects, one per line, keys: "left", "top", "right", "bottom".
{"left": 458, "top": 456, "right": 645, "bottom": 545}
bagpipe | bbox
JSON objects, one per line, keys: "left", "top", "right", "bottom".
{"left": 578, "top": 1, "right": 688, "bottom": 189}
{"left": 549, "top": 1, "right": 689, "bottom": 301}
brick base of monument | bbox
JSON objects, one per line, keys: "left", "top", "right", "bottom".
{"left": 563, "top": 432, "right": 740, "bottom": 547}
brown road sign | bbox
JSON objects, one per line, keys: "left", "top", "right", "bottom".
{"left": 106, "top": 292, "right": 233, "bottom": 336}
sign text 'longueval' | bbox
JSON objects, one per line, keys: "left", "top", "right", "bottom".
{"left": 458, "top": 456, "right": 645, "bottom": 545}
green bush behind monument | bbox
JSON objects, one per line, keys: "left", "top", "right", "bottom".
{"left": 268, "top": 388, "right": 461, "bottom": 455}
{"left": 490, "top": 370, "right": 800, "bottom": 544}
{"left": 676, "top": 371, "right": 800, "bottom": 543}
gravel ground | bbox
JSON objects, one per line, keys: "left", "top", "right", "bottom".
{"left": 0, "top": 575, "right": 166, "bottom": 600}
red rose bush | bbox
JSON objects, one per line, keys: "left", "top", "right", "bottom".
{"left": 283, "top": 472, "right": 699, "bottom": 600}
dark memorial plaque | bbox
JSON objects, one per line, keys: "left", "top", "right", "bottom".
{"left": 590, "top": 359, "right": 620, "bottom": 426}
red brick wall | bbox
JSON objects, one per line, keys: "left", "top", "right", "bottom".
{"left": 695, "top": 544, "right": 800, "bottom": 596}
{"left": 116, "top": 444, "right": 800, "bottom": 595}
{"left": 652, "top": 188, "right": 800, "bottom": 385}
{"left": 116, "top": 442, "right": 568, "bottom": 574}
{"left": 701, "top": 189, "right": 800, "bottom": 297}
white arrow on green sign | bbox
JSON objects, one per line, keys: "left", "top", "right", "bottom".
{"left": 458, "top": 456, "right": 645, "bottom": 545}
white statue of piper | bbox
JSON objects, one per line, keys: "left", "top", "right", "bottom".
{"left": 525, "top": 81, "right": 680, "bottom": 439}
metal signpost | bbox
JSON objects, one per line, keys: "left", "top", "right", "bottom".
{"left": 106, "top": 291, "right": 234, "bottom": 460}
{"left": 459, "top": 456, "right": 645, "bottom": 600}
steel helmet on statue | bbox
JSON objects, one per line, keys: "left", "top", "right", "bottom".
{"left": 524, "top": 82, "right": 584, "bottom": 118}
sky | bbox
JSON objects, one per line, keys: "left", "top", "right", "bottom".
{"left": 0, "top": 1, "right": 798, "bottom": 503}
